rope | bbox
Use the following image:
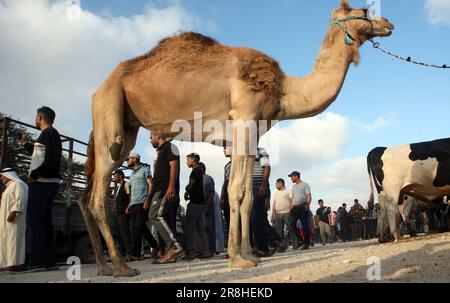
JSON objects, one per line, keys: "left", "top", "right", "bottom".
{"left": 368, "top": 39, "right": 449, "bottom": 70}
{"left": 330, "top": 16, "right": 370, "bottom": 46}
{"left": 330, "top": 15, "right": 449, "bottom": 70}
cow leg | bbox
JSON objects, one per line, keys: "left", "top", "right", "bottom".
{"left": 386, "top": 196, "right": 401, "bottom": 242}
{"left": 377, "top": 193, "right": 389, "bottom": 243}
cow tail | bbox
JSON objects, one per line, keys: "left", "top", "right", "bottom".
{"left": 368, "top": 158, "right": 375, "bottom": 205}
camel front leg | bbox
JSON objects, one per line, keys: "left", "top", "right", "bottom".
{"left": 227, "top": 154, "right": 257, "bottom": 269}
{"left": 239, "top": 155, "right": 261, "bottom": 264}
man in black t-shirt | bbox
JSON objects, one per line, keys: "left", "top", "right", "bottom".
{"left": 19, "top": 106, "right": 62, "bottom": 271}
{"left": 148, "top": 131, "right": 183, "bottom": 263}
{"left": 316, "top": 199, "right": 332, "bottom": 244}
{"left": 183, "top": 153, "right": 211, "bottom": 259}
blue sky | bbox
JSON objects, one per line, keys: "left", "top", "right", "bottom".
{"left": 1, "top": 0, "right": 449, "bottom": 212}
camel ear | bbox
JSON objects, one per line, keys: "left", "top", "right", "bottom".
{"left": 340, "top": 0, "right": 352, "bottom": 12}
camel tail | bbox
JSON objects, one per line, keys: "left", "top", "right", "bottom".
{"left": 83, "top": 132, "right": 95, "bottom": 201}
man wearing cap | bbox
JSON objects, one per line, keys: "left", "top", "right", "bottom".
{"left": 112, "top": 169, "right": 133, "bottom": 260}
{"left": 0, "top": 168, "right": 28, "bottom": 271}
{"left": 126, "top": 152, "right": 159, "bottom": 260}
{"left": 288, "top": 171, "right": 311, "bottom": 250}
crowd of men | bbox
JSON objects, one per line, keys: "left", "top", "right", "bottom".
{"left": 109, "top": 144, "right": 392, "bottom": 264}
{"left": 1, "top": 107, "right": 449, "bottom": 272}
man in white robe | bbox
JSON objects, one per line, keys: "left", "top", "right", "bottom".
{"left": 0, "top": 168, "right": 28, "bottom": 270}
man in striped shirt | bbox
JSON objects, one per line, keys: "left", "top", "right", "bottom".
{"left": 250, "top": 147, "right": 272, "bottom": 257}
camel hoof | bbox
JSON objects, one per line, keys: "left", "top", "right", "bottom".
{"left": 228, "top": 258, "right": 257, "bottom": 269}
{"left": 97, "top": 265, "right": 114, "bottom": 276}
{"left": 242, "top": 254, "right": 261, "bottom": 264}
{"left": 113, "top": 267, "right": 140, "bottom": 278}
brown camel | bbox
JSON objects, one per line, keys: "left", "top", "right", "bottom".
{"left": 82, "top": 0, "right": 394, "bottom": 277}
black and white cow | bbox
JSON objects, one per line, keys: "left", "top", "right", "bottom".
{"left": 367, "top": 138, "right": 450, "bottom": 242}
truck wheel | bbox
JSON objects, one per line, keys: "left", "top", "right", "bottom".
{"left": 74, "top": 235, "right": 96, "bottom": 264}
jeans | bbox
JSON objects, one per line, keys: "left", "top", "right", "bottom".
{"left": 368, "top": 219, "right": 377, "bottom": 238}
{"left": 129, "top": 203, "right": 159, "bottom": 257}
{"left": 289, "top": 205, "right": 310, "bottom": 246}
{"left": 27, "top": 182, "right": 59, "bottom": 267}
{"left": 250, "top": 190, "right": 268, "bottom": 252}
{"left": 184, "top": 203, "right": 209, "bottom": 254}
{"left": 205, "top": 203, "right": 216, "bottom": 253}
{"left": 116, "top": 213, "right": 133, "bottom": 256}
{"left": 319, "top": 221, "right": 332, "bottom": 244}
{"left": 353, "top": 219, "right": 363, "bottom": 240}
{"left": 265, "top": 210, "right": 281, "bottom": 247}
{"left": 273, "top": 213, "right": 294, "bottom": 241}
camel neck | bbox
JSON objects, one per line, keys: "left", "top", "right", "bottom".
{"left": 279, "top": 28, "right": 357, "bottom": 120}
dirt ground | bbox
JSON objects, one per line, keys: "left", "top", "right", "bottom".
{"left": 1, "top": 232, "right": 449, "bottom": 283}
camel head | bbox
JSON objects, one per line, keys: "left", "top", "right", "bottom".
{"left": 332, "top": 0, "right": 395, "bottom": 45}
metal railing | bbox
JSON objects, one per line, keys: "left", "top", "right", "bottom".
{"left": 0, "top": 116, "right": 89, "bottom": 207}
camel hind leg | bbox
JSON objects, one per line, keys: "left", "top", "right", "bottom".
{"left": 89, "top": 127, "right": 140, "bottom": 277}
{"left": 79, "top": 193, "right": 113, "bottom": 276}
{"left": 89, "top": 82, "right": 140, "bottom": 277}
{"left": 90, "top": 164, "right": 139, "bottom": 277}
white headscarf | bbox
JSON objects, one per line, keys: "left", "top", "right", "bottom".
{"left": 0, "top": 168, "right": 25, "bottom": 184}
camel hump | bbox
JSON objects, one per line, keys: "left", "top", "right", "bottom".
{"left": 123, "top": 32, "right": 220, "bottom": 69}
{"left": 153, "top": 32, "right": 220, "bottom": 53}
{"left": 174, "top": 32, "right": 218, "bottom": 46}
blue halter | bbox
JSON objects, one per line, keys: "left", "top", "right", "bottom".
{"left": 330, "top": 16, "right": 370, "bottom": 45}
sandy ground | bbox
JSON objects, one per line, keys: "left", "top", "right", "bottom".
{"left": 1, "top": 232, "right": 450, "bottom": 283}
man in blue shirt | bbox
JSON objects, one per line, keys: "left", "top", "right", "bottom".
{"left": 126, "top": 152, "right": 159, "bottom": 260}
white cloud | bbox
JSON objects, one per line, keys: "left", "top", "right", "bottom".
{"left": 0, "top": 0, "right": 196, "bottom": 139}
{"left": 260, "top": 112, "right": 350, "bottom": 170}
{"left": 352, "top": 113, "right": 398, "bottom": 133}
{"left": 306, "top": 157, "right": 370, "bottom": 212}
{"left": 425, "top": 0, "right": 450, "bottom": 25}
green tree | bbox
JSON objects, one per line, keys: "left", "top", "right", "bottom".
{"left": 0, "top": 113, "right": 34, "bottom": 179}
